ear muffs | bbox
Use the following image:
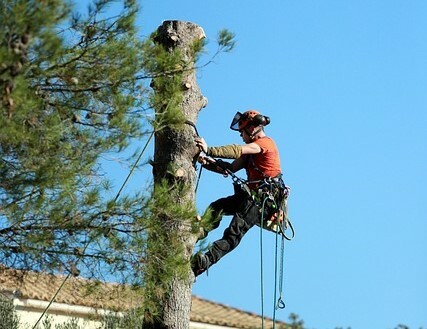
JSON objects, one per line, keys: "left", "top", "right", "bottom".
{"left": 252, "top": 114, "right": 270, "bottom": 127}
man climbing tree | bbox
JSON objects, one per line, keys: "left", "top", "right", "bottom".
{"left": 192, "top": 109, "right": 287, "bottom": 276}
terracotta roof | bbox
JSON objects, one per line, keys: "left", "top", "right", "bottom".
{"left": 0, "top": 266, "right": 287, "bottom": 329}
{"left": 191, "top": 295, "right": 287, "bottom": 329}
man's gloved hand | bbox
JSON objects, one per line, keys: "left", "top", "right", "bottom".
{"left": 214, "top": 159, "right": 230, "bottom": 177}
{"left": 197, "top": 153, "right": 216, "bottom": 165}
{"left": 197, "top": 154, "right": 229, "bottom": 177}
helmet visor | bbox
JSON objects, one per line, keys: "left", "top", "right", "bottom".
{"left": 230, "top": 111, "right": 243, "bottom": 131}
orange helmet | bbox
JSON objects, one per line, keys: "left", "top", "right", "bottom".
{"left": 230, "top": 110, "right": 270, "bottom": 131}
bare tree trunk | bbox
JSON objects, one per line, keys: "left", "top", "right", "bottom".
{"left": 145, "top": 21, "right": 207, "bottom": 329}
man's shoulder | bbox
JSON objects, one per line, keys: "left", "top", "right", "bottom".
{"left": 255, "top": 136, "right": 276, "bottom": 147}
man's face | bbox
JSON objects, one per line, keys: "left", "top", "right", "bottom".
{"left": 239, "top": 126, "right": 254, "bottom": 143}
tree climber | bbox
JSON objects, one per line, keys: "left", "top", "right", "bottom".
{"left": 192, "top": 109, "right": 284, "bottom": 276}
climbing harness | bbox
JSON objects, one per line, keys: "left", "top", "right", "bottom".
{"left": 251, "top": 176, "right": 293, "bottom": 238}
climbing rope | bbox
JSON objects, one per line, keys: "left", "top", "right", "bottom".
{"left": 195, "top": 165, "right": 203, "bottom": 193}
{"left": 276, "top": 225, "right": 286, "bottom": 310}
{"left": 114, "top": 131, "right": 155, "bottom": 202}
{"left": 258, "top": 187, "right": 291, "bottom": 329}
{"left": 184, "top": 120, "right": 205, "bottom": 194}
{"left": 31, "top": 272, "right": 73, "bottom": 329}
{"left": 259, "top": 196, "right": 269, "bottom": 329}
{"left": 272, "top": 219, "right": 286, "bottom": 327}
{"left": 31, "top": 131, "right": 155, "bottom": 329}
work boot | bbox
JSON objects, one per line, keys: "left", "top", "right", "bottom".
{"left": 191, "top": 252, "right": 213, "bottom": 277}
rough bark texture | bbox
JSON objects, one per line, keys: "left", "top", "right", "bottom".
{"left": 148, "top": 21, "right": 207, "bottom": 329}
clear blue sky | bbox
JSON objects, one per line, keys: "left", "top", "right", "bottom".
{"left": 83, "top": 1, "right": 427, "bottom": 328}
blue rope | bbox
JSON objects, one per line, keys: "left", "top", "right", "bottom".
{"left": 259, "top": 196, "right": 269, "bottom": 329}
{"left": 260, "top": 193, "right": 288, "bottom": 329}
{"left": 276, "top": 219, "right": 286, "bottom": 310}
{"left": 260, "top": 232, "right": 264, "bottom": 329}
{"left": 273, "top": 220, "right": 279, "bottom": 327}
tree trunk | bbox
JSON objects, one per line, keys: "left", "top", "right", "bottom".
{"left": 145, "top": 21, "right": 207, "bottom": 329}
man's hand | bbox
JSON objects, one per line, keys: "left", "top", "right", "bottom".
{"left": 198, "top": 154, "right": 229, "bottom": 177}
{"left": 195, "top": 137, "right": 208, "bottom": 154}
{"left": 197, "top": 153, "right": 215, "bottom": 165}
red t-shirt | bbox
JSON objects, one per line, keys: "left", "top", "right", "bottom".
{"left": 245, "top": 136, "right": 281, "bottom": 183}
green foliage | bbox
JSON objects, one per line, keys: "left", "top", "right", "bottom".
{"left": 195, "top": 29, "right": 235, "bottom": 69}
{"left": 39, "top": 315, "right": 83, "bottom": 329}
{"left": 100, "top": 309, "right": 144, "bottom": 329}
{"left": 0, "top": 295, "right": 20, "bottom": 329}
{"left": 141, "top": 37, "right": 186, "bottom": 130}
{"left": 287, "top": 313, "right": 304, "bottom": 329}
{"left": 0, "top": 5, "right": 236, "bottom": 329}
{"left": 0, "top": 0, "right": 235, "bottom": 285}
{"left": 196, "top": 205, "right": 219, "bottom": 234}
{"left": 0, "top": 298, "right": 144, "bottom": 329}
{"left": 217, "top": 29, "right": 236, "bottom": 53}
{"left": 54, "top": 318, "right": 83, "bottom": 329}
{"left": 193, "top": 206, "right": 221, "bottom": 255}
{"left": 142, "top": 179, "right": 197, "bottom": 316}
{"left": 0, "top": 0, "right": 149, "bottom": 281}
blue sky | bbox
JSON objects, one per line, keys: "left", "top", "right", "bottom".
{"left": 80, "top": 1, "right": 427, "bottom": 328}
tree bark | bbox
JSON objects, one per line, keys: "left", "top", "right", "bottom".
{"left": 146, "top": 21, "right": 207, "bottom": 329}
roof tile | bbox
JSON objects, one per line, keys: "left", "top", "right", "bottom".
{"left": 0, "top": 266, "right": 287, "bottom": 328}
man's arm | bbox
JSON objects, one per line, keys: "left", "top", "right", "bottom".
{"left": 195, "top": 137, "right": 261, "bottom": 158}
{"left": 198, "top": 154, "right": 246, "bottom": 175}
{"left": 230, "top": 156, "right": 247, "bottom": 173}
{"left": 241, "top": 142, "right": 261, "bottom": 155}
